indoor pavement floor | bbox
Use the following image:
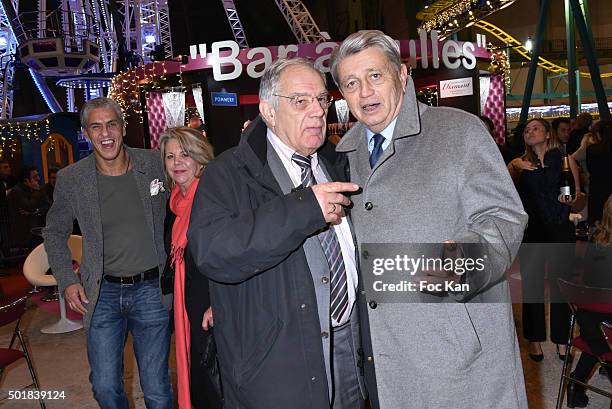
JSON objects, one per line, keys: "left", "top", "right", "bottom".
{"left": 0, "top": 300, "right": 610, "bottom": 408}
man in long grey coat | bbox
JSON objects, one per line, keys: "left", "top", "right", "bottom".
{"left": 330, "top": 30, "right": 529, "bottom": 409}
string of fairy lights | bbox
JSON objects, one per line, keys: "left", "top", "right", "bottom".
{"left": 419, "top": 0, "right": 515, "bottom": 34}
{"left": 417, "top": 87, "right": 439, "bottom": 106}
{"left": 420, "top": 0, "right": 480, "bottom": 32}
{"left": 0, "top": 118, "right": 51, "bottom": 157}
{"left": 108, "top": 60, "right": 185, "bottom": 123}
{"left": 488, "top": 48, "right": 511, "bottom": 89}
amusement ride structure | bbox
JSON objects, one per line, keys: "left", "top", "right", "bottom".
{"left": 0, "top": 0, "right": 609, "bottom": 121}
{"left": 0, "top": 0, "right": 330, "bottom": 120}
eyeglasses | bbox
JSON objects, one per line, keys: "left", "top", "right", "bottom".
{"left": 273, "top": 93, "right": 333, "bottom": 111}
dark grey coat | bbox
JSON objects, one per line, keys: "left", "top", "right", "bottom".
{"left": 336, "top": 77, "right": 529, "bottom": 409}
{"left": 187, "top": 117, "right": 363, "bottom": 409}
{"left": 43, "top": 147, "right": 171, "bottom": 329}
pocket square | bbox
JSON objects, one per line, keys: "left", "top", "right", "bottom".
{"left": 150, "top": 178, "right": 166, "bottom": 196}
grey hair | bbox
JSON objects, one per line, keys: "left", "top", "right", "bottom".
{"left": 80, "top": 97, "right": 125, "bottom": 129}
{"left": 259, "top": 57, "right": 326, "bottom": 109}
{"left": 330, "top": 30, "right": 401, "bottom": 87}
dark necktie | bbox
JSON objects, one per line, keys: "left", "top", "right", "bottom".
{"left": 369, "top": 133, "right": 385, "bottom": 168}
{"left": 292, "top": 153, "right": 350, "bottom": 322}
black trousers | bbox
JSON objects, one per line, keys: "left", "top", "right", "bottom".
{"left": 520, "top": 220, "right": 575, "bottom": 344}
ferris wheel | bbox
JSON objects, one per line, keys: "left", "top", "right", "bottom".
{"left": 0, "top": 0, "right": 173, "bottom": 119}
{"left": 0, "top": 0, "right": 322, "bottom": 119}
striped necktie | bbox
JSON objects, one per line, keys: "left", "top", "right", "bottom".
{"left": 292, "top": 153, "right": 350, "bottom": 323}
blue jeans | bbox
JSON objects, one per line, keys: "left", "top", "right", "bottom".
{"left": 87, "top": 278, "right": 173, "bottom": 409}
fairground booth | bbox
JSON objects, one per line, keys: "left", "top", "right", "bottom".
{"left": 108, "top": 32, "right": 507, "bottom": 155}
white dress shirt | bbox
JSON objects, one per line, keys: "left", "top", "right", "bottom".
{"left": 366, "top": 118, "right": 397, "bottom": 154}
{"left": 267, "top": 129, "right": 357, "bottom": 327}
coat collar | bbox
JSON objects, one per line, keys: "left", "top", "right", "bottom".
{"left": 126, "top": 146, "right": 150, "bottom": 175}
{"left": 336, "top": 75, "right": 426, "bottom": 153}
{"left": 233, "top": 115, "right": 347, "bottom": 184}
{"left": 82, "top": 145, "right": 149, "bottom": 176}
{"left": 80, "top": 146, "right": 158, "bottom": 254}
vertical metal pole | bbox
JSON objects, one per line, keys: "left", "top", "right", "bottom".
{"left": 576, "top": 70, "right": 581, "bottom": 113}
{"left": 569, "top": 0, "right": 611, "bottom": 120}
{"left": 564, "top": 0, "right": 578, "bottom": 117}
{"left": 520, "top": 0, "right": 551, "bottom": 125}
{"left": 579, "top": 0, "right": 593, "bottom": 45}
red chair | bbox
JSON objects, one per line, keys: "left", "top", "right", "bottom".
{"left": 0, "top": 296, "right": 46, "bottom": 409}
{"left": 604, "top": 322, "right": 612, "bottom": 349}
{"left": 556, "top": 279, "right": 612, "bottom": 409}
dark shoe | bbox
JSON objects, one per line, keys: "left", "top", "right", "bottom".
{"left": 529, "top": 352, "right": 544, "bottom": 362}
{"left": 529, "top": 342, "right": 544, "bottom": 362}
{"left": 557, "top": 344, "right": 568, "bottom": 361}
{"left": 566, "top": 379, "right": 589, "bottom": 408}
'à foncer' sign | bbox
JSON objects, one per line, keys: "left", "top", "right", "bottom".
{"left": 186, "top": 30, "right": 488, "bottom": 82}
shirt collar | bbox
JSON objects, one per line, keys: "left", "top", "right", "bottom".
{"left": 366, "top": 118, "right": 397, "bottom": 145}
{"left": 266, "top": 128, "right": 319, "bottom": 168}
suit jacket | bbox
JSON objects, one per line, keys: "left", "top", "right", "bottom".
{"left": 586, "top": 142, "right": 612, "bottom": 223}
{"left": 43, "top": 147, "right": 171, "bottom": 329}
{"left": 187, "top": 116, "right": 364, "bottom": 409}
{"left": 336, "top": 76, "right": 529, "bottom": 409}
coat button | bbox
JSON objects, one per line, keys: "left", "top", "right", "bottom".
{"left": 321, "top": 331, "right": 329, "bottom": 339}
{"left": 368, "top": 300, "right": 378, "bottom": 309}
{"left": 367, "top": 356, "right": 373, "bottom": 362}
{"left": 311, "top": 376, "right": 316, "bottom": 382}
{"left": 365, "top": 201, "right": 373, "bottom": 210}
{"left": 321, "top": 276, "right": 329, "bottom": 284}
{"left": 300, "top": 304, "right": 306, "bottom": 309}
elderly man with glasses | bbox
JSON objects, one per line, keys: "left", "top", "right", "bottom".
{"left": 187, "top": 57, "right": 366, "bottom": 409}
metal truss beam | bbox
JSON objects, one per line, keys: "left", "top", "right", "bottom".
{"left": 89, "top": 0, "right": 116, "bottom": 72}
{"left": 0, "top": 0, "right": 17, "bottom": 118}
{"left": 274, "top": 0, "right": 326, "bottom": 44}
{"left": 157, "top": 0, "right": 172, "bottom": 58}
{"left": 221, "top": 0, "right": 248, "bottom": 48}
{"left": 113, "top": 0, "right": 172, "bottom": 64}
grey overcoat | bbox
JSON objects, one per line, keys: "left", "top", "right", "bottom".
{"left": 336, "top": 76, "right": 529, "bottom": 409}
{"left": 43, "top": 147, "right": 171, "bottom": 329}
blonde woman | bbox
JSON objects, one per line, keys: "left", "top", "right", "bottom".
{"left": 508, "top": 118, "right": 580, "bottom": 362}
{"left": 159, "top": 127, "right": 221, "bottom": 409}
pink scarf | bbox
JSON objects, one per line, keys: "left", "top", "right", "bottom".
{"left": 170, "top": 178, "right": 199, "bottom": 409}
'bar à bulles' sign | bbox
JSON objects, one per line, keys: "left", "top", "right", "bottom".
{"left": 186, "top": 30, "right": 489, "bottom": 82}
